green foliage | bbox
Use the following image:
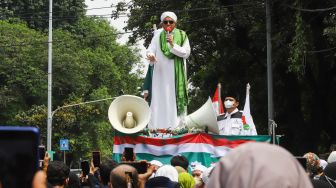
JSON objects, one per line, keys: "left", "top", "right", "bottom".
{"left": 0, "top": 16, "right": 141, "bottom": 161}
{"left": 288, "top": 11, "right": 309, "bottom": 77}
{"left": 1, "top": 0, "right": 336, "bottom": 158}
{"left": 0, "top": 0, "right": 86, "bottom": 30}
{"left": 120, "top": 0, "right": 336, "bottom": 154}
{"left": 0, "top": 21, "right": 48, "bottom": 121}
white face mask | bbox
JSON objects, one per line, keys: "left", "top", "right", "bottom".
{"left": 224, "top": 100, "right": 234, "bottom": 109}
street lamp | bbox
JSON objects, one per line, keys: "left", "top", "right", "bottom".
{"left": 47, "top": 97, "right": 115, "bottom": 151}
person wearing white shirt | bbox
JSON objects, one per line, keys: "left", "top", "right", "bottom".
{"left": 217, "top": 95, "right": 244, "bottom": 135}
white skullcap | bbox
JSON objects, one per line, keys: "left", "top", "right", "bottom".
{"left": 160, "top": 11, "right": 177, "bottom": 22}
{"left": 328, "top": 151, "right": 336, "bottom": 163}
{"left": 150, "top": 160, "right": 163, "bottom": 167}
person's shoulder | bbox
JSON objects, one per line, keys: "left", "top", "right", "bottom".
{"left": 231, "top": 110, "right": 243, "bottom": 118}
{"left": 171, "top": 181, "right": 181, "bottom": 188}
{"left": 176, "top": 28, "right": 187, "bottom": 35}
{"left": 154, "top": 28, "right": 164, "bottom": 36}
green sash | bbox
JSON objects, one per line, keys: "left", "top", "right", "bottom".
{"left": 159, "top": 28, "right": 188, "bottom": 115}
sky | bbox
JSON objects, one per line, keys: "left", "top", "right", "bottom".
{"left": 85, "top": 0, "right": 147, "bottom": 77}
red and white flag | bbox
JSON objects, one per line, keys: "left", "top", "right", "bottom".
{"left": 212, "top": 85, "right": 224, "bottom": 116}
{"left": 242, "top": 83, "right": 258, "bottom": 135}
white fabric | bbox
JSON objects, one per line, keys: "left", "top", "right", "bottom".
{"left": 155, "top": 165, "right": 179, "bottom": 182}
{"left": 194, "top": 164, "right": 207, "bottom": 172}
{"left": 201, "top": 166, "right": 214, "bottom": 185}
{"left": 242, "top": 91, "right": 258, "bottom": 135}
{"left": 218, "top": 109, "right": 243, "bottom": 135}
{"left": 150, "top": 160, "right": 163, "bottom": 167}
{"left": 320, "top": 159, "right": 328, "bottom": 169}
{"left": 205, "top": 142, "right": 313, "bottom": 188}
{"left": 328, "top": 151, "right": 336, "bottom": 163}
{"left": 160, "top": 11, "right": 177, "bottom": 22}
{"left": 146, "top": 29, "right": 190, "bottom": 130}
{"left": 149, "top": 159, "right": 163, "bottom": 179}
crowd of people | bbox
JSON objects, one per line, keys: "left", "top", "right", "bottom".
{"left": 27, "top": 142, "right": 336, "bottom": 188}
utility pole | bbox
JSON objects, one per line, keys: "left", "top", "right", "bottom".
{"left": 266, "top": 0, "right": 275, "bottom": 143}
{"left": 47, "top": 0, "right": 53, "bottom": 152}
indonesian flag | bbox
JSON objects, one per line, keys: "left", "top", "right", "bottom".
{"left": 212, "top": 86, "right": 224, "bottom": 115}
{"left": 242, "top": 83, "right": 258, "bottom": 135}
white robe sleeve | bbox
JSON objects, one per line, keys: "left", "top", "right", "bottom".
{"left": 146, "top": 32, "right": 158, "bottom": 58}
{"left": 170, "top": 37, "right": 191, "bottom": 59}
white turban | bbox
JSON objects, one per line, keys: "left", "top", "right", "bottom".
{"left": 160, "top": 11, "right": 177, "bottom": 22}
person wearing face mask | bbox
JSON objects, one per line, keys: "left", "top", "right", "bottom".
{"left": 217, "top": 94, "right": 244, "bottom": 135}
{"left": 146, "top": 11, "right": 191, "bottom": 130}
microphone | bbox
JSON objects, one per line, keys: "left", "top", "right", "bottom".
{"left": 165, "top": 27, "right": 172, "bottom": 42}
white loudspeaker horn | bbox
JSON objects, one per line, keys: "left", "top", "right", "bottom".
{"left": 108, "top": 95, "right": 151, "bottom": 134}
{"left": 185, "top": 97, "right": 219, "bottom": 134}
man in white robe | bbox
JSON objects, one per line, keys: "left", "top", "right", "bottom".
{"left": 146, "top": 11, "right": 191, "bottom": 130}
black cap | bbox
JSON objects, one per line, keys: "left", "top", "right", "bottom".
{"left": 225, "top": 92, "right": 240, "bottom": 102}
{"left": 224, "top": 83, "right": 245, "bottom": 102}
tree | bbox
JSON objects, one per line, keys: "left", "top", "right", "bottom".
{"left": 118, "top": 0, "right": 336, "bottom": 154}
{"left": 0, "top": 21, "right": 48, "bottom": 122}
{"left": 0, "top": 0, "right": 86, "bottom": 30}
{"left": 0, "top": 17, "right": 143, "bottom": 160}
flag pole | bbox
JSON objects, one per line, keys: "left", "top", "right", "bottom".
{"left": 217, "top": 83, "right": 221, "bottom": 113}
{"left": 266, "top": 0, "right": 275, "bottom": 143}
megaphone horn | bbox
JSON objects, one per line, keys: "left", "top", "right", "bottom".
{"left": 108, "top": 95, "right": 151, "bottom": 134}
{"left": 185, "top": 97, "right": 219, "bottom": 134}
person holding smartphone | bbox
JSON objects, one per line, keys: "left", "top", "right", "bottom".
{"left": 80, "top": 152, "right": 101, "bottom": 188}
{"left": 122, "top": 147, "right": 135, "bottom": 162}
{"left": 88, "top": 160, "right": 101, "bottom": 188}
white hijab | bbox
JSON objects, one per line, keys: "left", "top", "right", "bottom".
{"left": 155, "top": 165, "right": 179, "bottom": 182}
{"left": 205, "top": 142, "right": 313, "bottom": 188}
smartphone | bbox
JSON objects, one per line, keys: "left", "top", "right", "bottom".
{"left": 124, "top": 147, "right": 134, "bottom": 161}
{"left": 121, "top": 161, "right": 148, "bottom": 174}
{"left": 0, "top": 126, "right": 40, "bottom": 188}
{"left": 81, "top": 160, "right": 90, "bottom": 176}
{"left": 38, "top": 145, "right": 45, "bottom": 161}
{"left": 92, "top": 151, "right": 101, "bottom": 167}
{"left": 295, "top": 157, "right": 307, "bottom": 171}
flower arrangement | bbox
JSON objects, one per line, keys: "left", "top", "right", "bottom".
{"left": 141, "top": 126, "right": 206, "bottom": 138}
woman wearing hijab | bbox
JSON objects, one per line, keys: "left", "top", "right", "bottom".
{"left": 205, "top": 142, "right": 313, "bottom": 188}
{"left": 178, "top": 172, "right": 195, "bottom": 188}
{"left": 145, "top": 165, "right": 180, "bottom": 188}
{"left": 304, "top": 152, "right": 324, "bottom": 179}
